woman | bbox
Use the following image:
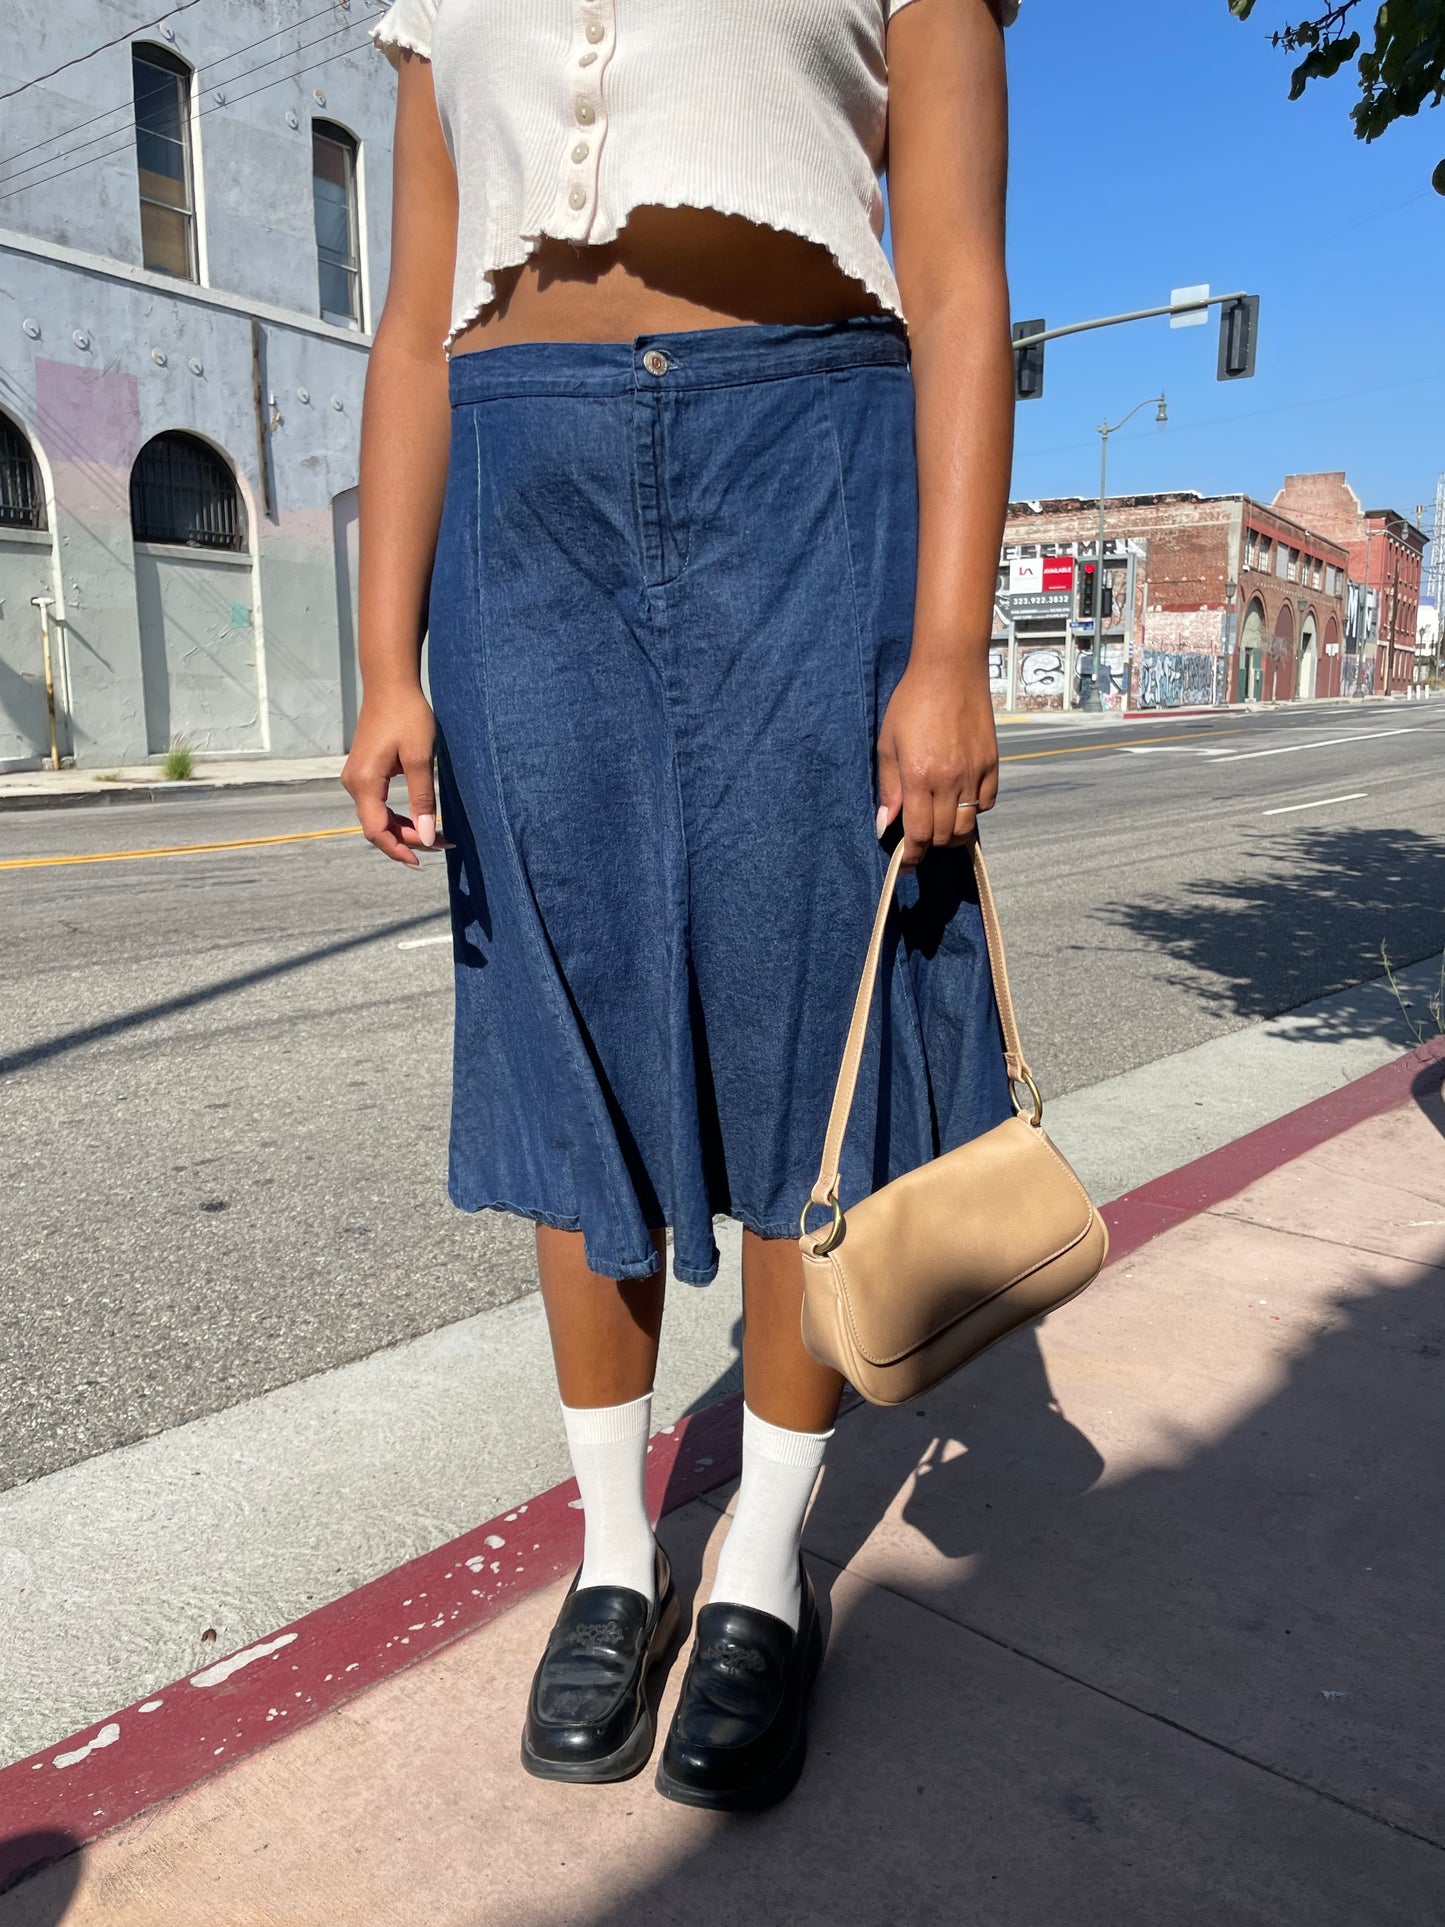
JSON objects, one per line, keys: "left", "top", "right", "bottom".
{"left": 346, "top": 0, "right": 1017, "bottom": 1811}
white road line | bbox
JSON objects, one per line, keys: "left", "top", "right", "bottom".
{"left": 1261, "top": 792, "right": 1367, "bottom": 817}
{"left": 397, "top": 934, "right": 450, "bottom": 950}
{"left": 1211, "top": 727, "right": 1416, "bottom": 763}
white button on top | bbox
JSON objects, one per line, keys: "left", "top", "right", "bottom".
{"left": 568, "top": 184, "right": 588, "bottom": 210}
{"left": 585, "top": 19, "right": 605, "bottom": 42}
{"left": 575, "top": 98, "right": 596, "bottom": 124}
{"left": 643, "top": 350, "right": 669, "bottom": 377}
{"left": 571, "top": 141, "right": 589, "bottom": 162}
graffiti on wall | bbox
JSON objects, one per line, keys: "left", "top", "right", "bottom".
{"left": 1137, "top": 650, "right": 1222, "bottom": 710}
{"left": 1019, "top": 647, "right": 1066, "bottom": 700}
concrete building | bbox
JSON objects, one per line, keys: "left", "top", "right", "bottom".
{"left": 998, "top": 491, "right": 1349, "bottom": 713}
{"left": 1273, "top": 473, "right": 1427, "bottom": 698}
{"left": 0, "top": 0, "right": 398, "bottom": 770}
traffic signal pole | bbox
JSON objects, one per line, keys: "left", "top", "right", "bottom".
{"left": 1010, "top": 291, "right": 1252, "bottom": 358}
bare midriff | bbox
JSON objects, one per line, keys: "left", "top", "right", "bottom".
{"left": 448, "top": 205, "right": 884, "bottom": 354}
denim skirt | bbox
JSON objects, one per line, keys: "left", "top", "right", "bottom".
{"left": 430, "top": 314, "right": 1011, "bottom": 1286}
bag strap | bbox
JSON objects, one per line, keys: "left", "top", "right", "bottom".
{"left": 802, "top": 834, "right": 1041, "bottom": 1242}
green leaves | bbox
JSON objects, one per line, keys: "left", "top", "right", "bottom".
{"left": 1229, "top": 0, "right": 1445, "bottom": 188}
{"left": 1288, "top": 30, "right": 1361, "bottom": 98}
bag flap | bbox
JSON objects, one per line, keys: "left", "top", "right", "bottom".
{"left": 827, "top": 1117, "right": 1098, "bottom": 1368}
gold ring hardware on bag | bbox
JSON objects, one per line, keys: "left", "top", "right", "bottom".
{"left": 1009, "top": 1070, "right": 1044, "bottom": 1126}
{"left": 798, "top": 1195, "right": 844, "bottom": 1254}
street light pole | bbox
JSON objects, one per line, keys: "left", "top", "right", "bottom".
{"left": 1084, "top": 393, "right": 1167, "bottom": 712}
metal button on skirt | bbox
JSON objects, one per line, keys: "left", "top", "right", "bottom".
{"left": 430, "top": 315, "right": 1011, "bottom": 1285}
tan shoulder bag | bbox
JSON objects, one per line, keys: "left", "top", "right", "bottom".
{"left": 798, "top": 836, "right": 1108, "bottom": 1406}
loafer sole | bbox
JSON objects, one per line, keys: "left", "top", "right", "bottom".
{"left": 654, "top": 1606, "right": 824, "bottom": 1812}
{"left": 520, "top": 1584, "right": 683, "bottom": 1785}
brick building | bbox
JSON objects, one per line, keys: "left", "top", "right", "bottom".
{"left": 998, "top": 491, "right": 1349, "bottom": 713}
{"left": 1273, "top": 474, "right": 1427, "bottom": 695}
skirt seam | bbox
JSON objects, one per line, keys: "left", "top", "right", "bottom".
{"left": 467, "top": 409, "right": 649, "bottom": 1275}
{"left": 821, "top": 363, "right": 935, "bottom": 1162}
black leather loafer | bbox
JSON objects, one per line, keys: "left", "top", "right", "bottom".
{"left": 655, "top": 1562, "right": 823, "bottom": 1811}
{"left": 521, "top": 1547, "right": 681, "bottom": 1783}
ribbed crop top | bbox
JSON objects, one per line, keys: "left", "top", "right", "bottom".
{"left": 372, "top": 0, "right": 1019, "bottom": 349}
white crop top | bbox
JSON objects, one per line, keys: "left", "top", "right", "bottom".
{"left": 372, "top": 0, "right": 1018, "bottom": 349}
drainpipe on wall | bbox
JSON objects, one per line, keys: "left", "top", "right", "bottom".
{"left": 251, "top": 317, "right": 278, "bottom": 522}
{"left": 30, "top": 595, "right": 61, "bottom": 770}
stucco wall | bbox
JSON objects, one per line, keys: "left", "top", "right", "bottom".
{"left": 0, "top": 0, "right": 397, "bottom": 766}
{"left": 3, "top": 0, "right": 392, "bottom": 319}
{"left": 134, "top": 543, "right": 260, "bottom": 751}
{"left": 0, "top": 530, "right": 58, "bottom": 763}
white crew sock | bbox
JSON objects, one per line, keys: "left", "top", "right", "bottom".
{"left": 561, "top": 1391, "right": 657, "bottom": 1602}
{"left": 707, "top": 1404, "right": 833, "bottom": 1631}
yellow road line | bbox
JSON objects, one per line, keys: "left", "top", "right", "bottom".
{"left": 0, "top": 723, "right": 1267, "bottom": 868}
{"left": 1001, "top": 726, "right": 1251, "bottom": 762}
{"left": 0, "top": 825, "right": 365, "bottom": 871}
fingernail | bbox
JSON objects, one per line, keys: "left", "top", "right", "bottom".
{"left": 418, "top": 813, "right": 436, "bottom": 848}
{"left": 875, "top": 805, "right": 889, "bottom": 839}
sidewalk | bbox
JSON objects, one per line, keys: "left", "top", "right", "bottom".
{"left": 0, "top": 692, "right": 1422, "bottom": 808}
{"left": 3, "top": 1043, "right": 1443, "bottom": 1924}
{"left": 0, "top": 755, "right": 345, "bottom": 811}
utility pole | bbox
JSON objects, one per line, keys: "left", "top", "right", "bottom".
{"left": 1082, "top": 394, "right": 1167, "bottom": 712}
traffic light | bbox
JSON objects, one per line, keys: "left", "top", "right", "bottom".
{"left": 1078, "top": 560, "right": 1097, "bottom": 618}
{"left": 1012, "top": 319, "right": 1045, "bottom": 402}
{"left": 1217, "top": 295, "right": 1260, "bottom": 381}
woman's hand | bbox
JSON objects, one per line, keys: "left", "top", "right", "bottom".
{"left": 341, "top": 682, "right": 442, "bottom": 868}
{"left": 876, "top": 656, "right": 999, "bottom": 870}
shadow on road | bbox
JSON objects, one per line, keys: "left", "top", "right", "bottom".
{"left": 0, "top": 909, "right": 448, "bottom": 1080}
{"left": 1097, "top": 825, "right": 1445, "bottom": 1040}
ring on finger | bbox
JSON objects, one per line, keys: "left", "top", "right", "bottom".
{"left": 954, "top": 798, "right": 982, "bottom": 816}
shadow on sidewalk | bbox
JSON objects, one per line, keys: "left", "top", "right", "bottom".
{"left": 1097, "top": 825, "right": 1445, "bottom": 1040}
{"left": 0, "top": 1837, "right": 79, "bottom": 1920}
{"left": 619, "top": 1224, "right": 1445, "bottom": 1923}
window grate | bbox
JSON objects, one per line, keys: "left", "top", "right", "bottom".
{"left": 130, "top": 432, "right": 244, "bottom": 550}
{"left": 0, "top": 413, "right": 44, "bottom": 530}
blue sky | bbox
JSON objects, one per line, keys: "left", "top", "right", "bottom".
{"left": 893, "top": 0, "right": 1443, "bottom": 530}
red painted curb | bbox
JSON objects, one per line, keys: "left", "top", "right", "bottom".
{"left": 1101, "top": 1033, "right": 1445, "bottom": 1267}
{"left": 0, "top": 1393, "right": 745, "bottom": 1893}
{"left": 3, "top": 1033, "right": 1441, "bottom": 1891}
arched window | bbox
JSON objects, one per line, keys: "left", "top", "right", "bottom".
{"left": 312, "top": 120, "right": 361, "bottom": 326}
{"left": 130, "top": 433, "right": 244, "bottom": 550}
{"left": 132, "top": 44, "right": 197, "bottom": 280}
{"left": 0, "top": 412, "right": 44, "bottom": 531}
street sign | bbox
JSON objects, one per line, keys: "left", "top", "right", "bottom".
{"left": 1170, "top": 284, "right": 1210, "bottom": 328}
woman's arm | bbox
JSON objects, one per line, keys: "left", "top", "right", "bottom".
{"left": 879, "top": 0, "right": 1013, "bottom": 869}
{"left": 341, "top": 52, "right": 458, "bottom": 867}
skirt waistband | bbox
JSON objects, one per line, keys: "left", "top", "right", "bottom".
{"left": 446, "top": 312, "right": 909, "bottom": 404}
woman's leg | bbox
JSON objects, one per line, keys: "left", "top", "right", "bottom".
{"left": 736, "top": 1230, "right": 844, "bottom": 1433}
{"left": 706, "top": 1230, "right": 843, "bottom": 1630}
{"left": 537, "top": 1224, "right": 667, "bottom": 1602}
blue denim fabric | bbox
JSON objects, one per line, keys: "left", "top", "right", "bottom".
{"left": 430, "top": 314, "right": 1011, "bottom": 1285}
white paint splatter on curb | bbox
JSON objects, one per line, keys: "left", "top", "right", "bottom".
{"left": 189, "top": 1632, "right": 298, "bottom": 1689}
{"left": 54, "top": 1723, "right": 121, "bottom": 1769}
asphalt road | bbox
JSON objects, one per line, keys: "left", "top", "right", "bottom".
{"left": 3, "top": 699, "right": 1443, "bottom": 1490}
